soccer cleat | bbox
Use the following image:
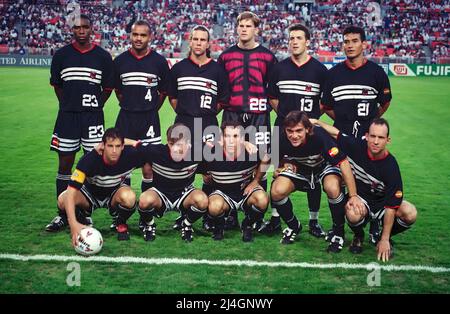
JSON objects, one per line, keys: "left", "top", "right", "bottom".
{"left": 349, "top": 234, "right": 364, "bottom": 254}
{"left": 142, "top": 223, "right": 156, "bottom": 242}
{"left": 172, "top": 215, "right": 184, "bottom": 230}
{"left": 224, "top": 215, "right": 240, "bottom": 231}
{"left": 308, "top": 221, "right": 326, "bottom": 238}
{"left": 116, "top": 224, "right": 130, "bottom": 241}
{"left": 369, "top": 219, "right": 381, "bottom": 245}
{"left": 242, "top": 226, "right": 253, "bottom": 242}
{"left": 212, "top": 227, "right": 224, "bottom": 241}
{"left": 258, "top": 217, "right": 282, "bottom": 235}
{"left": 280, "top": 223, "right": 302, "bottom": 245}
{"left": 327, "top": 235, "right": 344, "bottom": 253}
{"left": 76, "top": 210, "right": 93, "bottom": 227}
{"left": 45, "top": 215, "right": 68, "bottom": 232}
{"left": 181, "top": 224, "right": 193, "bottom": 242}
{"left": 252, "top": 219, "right": 264, "bottom": 231}
{"left": 324, "top": 229, "right": 334, "bottom": 242}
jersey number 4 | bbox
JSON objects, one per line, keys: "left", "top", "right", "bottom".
{"left": 145, "top": 89, "right": 152, "bottom": 102}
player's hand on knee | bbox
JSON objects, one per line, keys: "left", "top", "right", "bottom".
{"left": 347, "top": 195, "right": 365, "bottom": 216}
{"left": 244, "top": 180, "right": 261, "bottom": 196}
{"left": 244, "top": 141, "right": 258, "bottom": 154}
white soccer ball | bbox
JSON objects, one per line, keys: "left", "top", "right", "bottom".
{"left": 74, "top": 227, "right": 103, "bottom": 256}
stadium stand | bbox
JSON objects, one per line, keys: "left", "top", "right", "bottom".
{"left": 0, "top": 0, "right": 448, "bottom": 63}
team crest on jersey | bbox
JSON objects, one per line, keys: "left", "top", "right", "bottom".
{"left": 205, "top": 82, "right": 212, "bottom": 89}
{"left": 362, "top": 89, "right": 369, "bottom": 95}
{"left": 395, "top": 190, "right": 403, "bottom": 198}
{"left": 51, "top": 137, "right": 59, "bottom": 148}
{"left": 90, "top": 72, "right": 97, "bottom": 79}
{"left": 383, "top": 88, "right": 391, "bottom": 95}
{"left": 328, "top": 147, "right": 339, "bottom": 157}
{"left": 305, "top": 85, "right": 312, "bottom": 92}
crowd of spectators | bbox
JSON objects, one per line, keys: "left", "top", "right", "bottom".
{"left": 0, "top": 0, "right": 448, "bottom": 63}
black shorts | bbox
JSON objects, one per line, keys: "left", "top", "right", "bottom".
{"left": 50, "top": 111, "right": 104, "bottom": 155}
{"left": 115, "top": 109, "right": 161, "bottom": 145}
{"left": 221, "top": 111, "right": 271, "bottom": 153}
{"left": 150, "top": 185, "right": 196, "bottom": 217}
{"left": 79, "top": 183, "right": 127, "bottom": 216}
{"left": 278, "top": 164, "right": 341, "bottom": 192}
{"left": 210, "top": 186, "right": 264, "bottom": 212}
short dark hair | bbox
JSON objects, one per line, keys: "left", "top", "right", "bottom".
{"left": 221, "top": 120, "right": 244, "bottom": 136}
{"left": 167, "top": 123, "right": 191, "bottom": 144}
{"left": 370, "top": 118, "right": 390, "bottom": 136}
{"left": 288, "top": 23, "right": 310, "bottom": 40}
{"left": 283, "top": 111, "right": 313, "bottom": 133}
{"left": 132, "top": 20, "right": 152, "bottom": 34}
{"left": 237, "top": 11, "right": 260, "bottom": 27}
{"left": 102, "top": 127, "right": 124, "bottom": 144}
{"left": 343, "top": 26, "right": 366, "bottom": 41}
{"left": 189, "top": 25, "right": 211, "bottom": 58}
{"left": 79, "top": 14, "right": 92, "bottom": 25}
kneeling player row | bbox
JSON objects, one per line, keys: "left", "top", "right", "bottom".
{"left": 47, "top": 111, "right": 417, "bottom": 261}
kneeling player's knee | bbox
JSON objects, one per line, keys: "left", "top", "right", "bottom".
{"left": 117, "top": 189, "right": 136, "bottom": 208}
{"left": 252, "top": 192, "right": 269, "bottom": 211}
{"left": 57, "top": 193, "right": 66, "bottom": 210}
{"left": 271, "top": 183, "right": 289, "bottom": 201}
{"left": 345, "top": 209, "right": 364, "bottom": 225}
{"left": 398, "top": 201, "right": 417, "bottom": 225}
{"left": 208, "top": 198, "right": 225, "bottom": 217}
{"left": 139, "top": 192, "right": 156, "bottom": 209}
{"left": 191, "top": 191, "right": 208, "bottom": 209}
{"left": 324, "top": 184, "right": 341, "bottom": 199}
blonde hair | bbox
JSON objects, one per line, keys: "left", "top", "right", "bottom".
{"left": 237, "top": 11, "right": 260, "bottom": 27}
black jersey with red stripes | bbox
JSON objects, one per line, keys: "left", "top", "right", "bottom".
{"left": 321, "top": 60, "right": 392, "bottom": 125}
{"left": 279, "top": 126, "right": 346, "bottom": 175}
{"left": 168, "top": 57, "right": 229, "bottom": 117}
{"left": 200, "top": 150, "right": 260, "bottom": 195}
{"left": 268, "top": 56, "right": 328, "bottom": 120}
{"left": 114, "top": 49, "right": 170, "bottom": 112}
{"left": 218, "top": 44, "right": 277, "bottom": 114}
{"left": 68, "top": 146, "right": 141, "bottom": 200}
{"left": 337, "top": 132, "right": 403, "bottom": 210}
{"left": 50, "top": 43, "right": 114, "bottom": 112}
{"left": 137, "top": 144, "right": 200, "bottom": 195}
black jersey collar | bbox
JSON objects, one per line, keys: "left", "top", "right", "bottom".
{"left": 129, "top": 48, "right": 151, "bottom": 60}
{"left": 345, "top": 58, "right": 368, "bottom": 70}
{"left": 71, "top": 42, "right": 96, "bottom": 54}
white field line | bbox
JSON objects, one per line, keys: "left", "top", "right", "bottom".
{"left": 1, "top": 253, "right": 449, "bottom": 273}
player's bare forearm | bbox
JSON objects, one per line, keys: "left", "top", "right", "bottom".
{"left": 253, "top": 154, "right": 270, "bottom": 183}
{"left": 124, "top": 138, "right": 138, "bottom": 146}
{"left": 269, "top": 98, "right": 279, "bottom": 113}
{"left": 169, "top": 98, "right": 177, "bottom": 111}
{"left": 381, "top": 207, "right": 395, "bottom": 241}
{"left": 53, "top": 86, "right": 64, "bottom": 103}
{"left": 310, "top": 119, "right": 340, "bottom": 139}
{"left": 340, "top": 159, "right": 358, "bottom": 198}
{"left": 378, "top": 102, "right": 390, "bottom": 117}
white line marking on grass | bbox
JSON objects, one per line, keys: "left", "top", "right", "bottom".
{"left": 1, "top": 253, "right": 449, "bottom": 273}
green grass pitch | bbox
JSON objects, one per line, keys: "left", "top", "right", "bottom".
{"left": 0, "top": 67, "right": 449, "bottom": 293}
